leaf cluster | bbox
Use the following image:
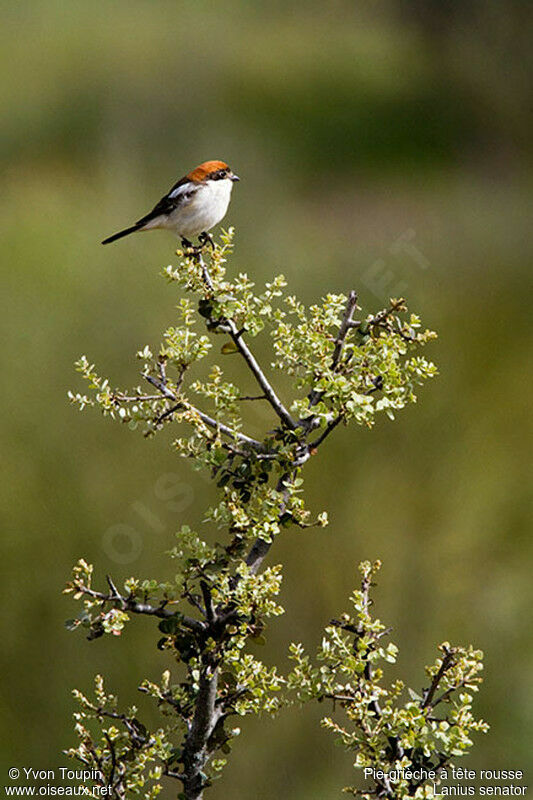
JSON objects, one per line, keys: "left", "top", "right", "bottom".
{"left": 288, "top": 561, "right": 488, "bottom": 798}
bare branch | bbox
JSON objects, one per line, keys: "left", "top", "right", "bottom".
{"left": 143, "top": 372, "right": 264, "bottom": 450}
{"left": 224, "top": 320, "right": 297, "bottom": 429}
{"left": 196, "top": 252, "right": 296, "bottom": 430}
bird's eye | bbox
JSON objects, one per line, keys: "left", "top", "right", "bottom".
{"left": 219, "top": 170, "right": 226, "bottom": 179}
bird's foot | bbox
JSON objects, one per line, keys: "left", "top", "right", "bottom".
{"left": 181, "top": 237, "right": 203, "bottom": 259}
{"left": 198, "top": 231, "right": 215, "bottom": 250}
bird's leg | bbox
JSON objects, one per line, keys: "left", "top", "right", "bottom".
{"left": 181, "top": 236, "right": 204, "bottom": 260}
{"left": 198, "top": 231, "right": 215, "bottom": 250}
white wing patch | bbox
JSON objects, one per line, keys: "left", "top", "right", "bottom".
{"left": 169, "top": 181, "right": 196, "bottom": 200}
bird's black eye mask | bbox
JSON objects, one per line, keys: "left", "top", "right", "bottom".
{"left": 209, "top": 168, "right": 228, "bottom": 180}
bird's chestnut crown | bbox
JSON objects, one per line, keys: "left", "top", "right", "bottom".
{"left": 187, "top": 160, "right": 239, "bottom": 183}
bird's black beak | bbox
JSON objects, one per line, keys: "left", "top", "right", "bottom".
{"left": 230, "top": 174, "right": 240, "bottom": 182}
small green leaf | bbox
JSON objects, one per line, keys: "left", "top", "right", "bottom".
{"left": 158, "top": 616, "right": 181, "bottom": 635}
{"left": 221, "top": 341, "right": 239, "bottom": 354}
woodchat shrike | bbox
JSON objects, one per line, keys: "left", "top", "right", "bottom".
{"left": 102, "top": 160, "right": 239, "bottom": 248}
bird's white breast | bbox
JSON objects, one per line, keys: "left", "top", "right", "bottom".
{"left": 165, "top": 179, "right": 233, "bottom": 238}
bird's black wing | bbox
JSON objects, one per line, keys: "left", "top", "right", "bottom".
{"left": 102, "top": 177, "right": 199, "bottom": 244}
{"left": 134, "top": 177, "right": 198, "bottom": 227}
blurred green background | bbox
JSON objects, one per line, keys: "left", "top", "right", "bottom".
{"left": 1, "top": 0, "right": 532, "bottom": 796}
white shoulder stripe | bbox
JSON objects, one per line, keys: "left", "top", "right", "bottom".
{"left": 169, "top": 181, "right": 197, "bottom": 199}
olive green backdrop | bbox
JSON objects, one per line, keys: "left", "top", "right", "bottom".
{"left": 1, "top": 1, "right": 532, "bottom": 797}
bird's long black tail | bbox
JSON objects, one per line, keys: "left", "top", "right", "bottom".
{"left": 101, "top": 224, "right": 141, "bottom": 245}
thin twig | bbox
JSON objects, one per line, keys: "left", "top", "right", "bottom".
{"left": 143, "top": 373, "right": 264, "bottom": 450}
{"left": 331, "top": 291, "right": 359, "bottom": 370}
{"left": 357, "top": 568, "right": 383, "bottom": 720}
{"left": 431, "top": 685, "right": 459, "bottom": 708}
{"left": 309, "top": 416, "right": 343, "bottom": 449}
{"left": 236, "top": 394, "right": 268, "bottom": 402}
{"left": 306, "top": 291, "right": 359, "bottom": 412}
{"left": 75, "top": 583, "right": 205, "bottom": 633}
{"left": 114, "top": 394, "right": 163, "bottom": 403}
{"left": 422, "top": 648, "right": 456, "bottom": 710}
{"left": 182, "top": 584, "right": 206, "bottom": 617}
{"left": 309, "top": 377, "right": 383, "bottom": 450}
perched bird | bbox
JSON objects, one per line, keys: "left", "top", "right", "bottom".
{"left": 102, "top": 160, "right": 240, "bottom": 248}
